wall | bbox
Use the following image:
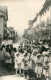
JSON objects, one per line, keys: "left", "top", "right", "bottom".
{"left": 40, "top": 6, "right": 50, "bottom": 23}
{"left": 33, "top": 15, "right": 41, "bottom": 28}
{"left": 0, "top": 17, "right": 4, "bottom": 38}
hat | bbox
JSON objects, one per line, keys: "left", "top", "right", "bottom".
{"left": 16, "top": 52, "right": 19, "bottom": 56}
{"left": 33, "top": 49, "right": 38, "bottom": 53}
{"left": 37, "top": 53, "right": 41, "bottom": 57}
{"left": 32, "top": 49, "right": 38, "bottom": 55}
{"left": 44, "top": 44, "right": 49, "bottom": 49}
{"left": 42, "top": 51, "right": 47, "bottom": 56}
{"left": 24, "top": 50, "right": 27, "bottom": 53}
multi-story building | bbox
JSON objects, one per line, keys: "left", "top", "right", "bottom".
{"left": 0, "top": 6, "right": 8, "bottom": 39}
{"left": 33, "top": 0, "right": 51, "bottom": 26}
{"left": 39, "top": 0, "right": 51, "bottom": 24}
{"left": 32, "top": 0, "right": 51, "bottom": 40}
{"left": 33, "top": 13, "right": 41, "bottom": 28}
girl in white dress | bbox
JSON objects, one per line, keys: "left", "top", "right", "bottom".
{"left": 31, "top": 50, "right": 38, "bottom": 73}
{"left": 14, "top": 52, "right": 19, "bottom": 75}
{"left": 21, "top": 53, "right": 24, "bottom": 76}
{"left": 14, "top": 51, "right": 22, "bottom": 76}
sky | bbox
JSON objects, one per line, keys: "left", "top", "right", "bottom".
{"left": 0, "top": 0, "right": 45, "bottom": 35}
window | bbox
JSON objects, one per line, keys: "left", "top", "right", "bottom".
{"left": 30, "top": 42, "right": 31, "bottom": 44}
{"left": 45, "top": 10, "right": 46, "bottom": 13}
{"left": 47, "top": 8, "right": 49, "bottom": 11}
{"left": 43, "top": 12, "right": 44, "bottom": 15}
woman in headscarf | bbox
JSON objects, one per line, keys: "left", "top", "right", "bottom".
{"left": 31, "top": 49, "right": 38, "bottom": 72}
{"left": 27, "top": 49, "right": 38, "bottom": 79}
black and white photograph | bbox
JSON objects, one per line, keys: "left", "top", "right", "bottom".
{"left": 0, "top": 0, "right": 51, "bottom": 80}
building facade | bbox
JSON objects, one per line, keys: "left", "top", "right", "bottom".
{"left": 32, "top": 0, "right": 51, "bottom": 40}
{"left": 7, "top": 27, "right": 15, "bottom": 39}
{"left": 0, "top": 6, "right": 8, "bottom": 39}
{"left": 39, "top": 0, "right": 51, "bottom": 24}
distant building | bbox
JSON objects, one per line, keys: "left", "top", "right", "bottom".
{"left": 7, "top": 27, "right": 15, "bottom": 39}
{"left": 0, "top": 6, "right": 8, "bottom": 39}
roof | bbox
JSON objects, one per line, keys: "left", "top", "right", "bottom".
{"left": 39, "top": 0, "right": 51, "bottom": 15}
{"left": 32, "top": 13, "right": 38, "bottom": 23}
{"left": 32, "top": 16, "right": 37, "bottom": 23}
{"left": 0, "top": 6, "right": 7, "bottom": 13}
{"left": 8, "top": 27, "right": 15, "bottom": 32}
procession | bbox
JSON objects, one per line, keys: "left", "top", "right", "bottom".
{"left": 0, "top": 0, "right": 51, "bottom": 80}
{"left": 0, "top": 39, "right": 51, "bottom": 80}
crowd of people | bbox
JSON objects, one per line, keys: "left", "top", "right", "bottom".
{"left": 0, "top": 44, "right": 16, "bottom": 71}
{"left": 0, "top": 40, "right": 51, "bottom": 80}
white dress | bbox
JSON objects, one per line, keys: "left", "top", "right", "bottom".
{"left": 21, "top": 54, "right": 24, "bottom": 69}
{"left": 35, "top": 57, "right": 43, "bottom": 78}
{"left": 31, "top": 54, "right": 37, "bottom": 72}
{"left": 15, "top": 52, "right": 22, "bottom": 69}
{"left": 43, "top": 56, "right": 49, "bottom": 77}
{"left": 14, "top": 52, "right": 19, "bottom": 69}
{"left": 15, "top": 56, "right": 18, "bottom": 69}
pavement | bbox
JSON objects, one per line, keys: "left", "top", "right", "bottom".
{"left": 0, "top": 61, "right": 26, "bottom": 80}
{"left": 0, "top": 75, "right": 26, "bottom": 80}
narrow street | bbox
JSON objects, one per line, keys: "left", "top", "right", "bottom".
{"left": 0, "top": 0, "right": 51, "bottom": 80}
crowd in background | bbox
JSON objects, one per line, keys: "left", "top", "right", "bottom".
{"left": 0, "top": 44, "right": 16, "bottom": 71}
{"left": 0, "top": 40, "right": 51, "bottom": 80}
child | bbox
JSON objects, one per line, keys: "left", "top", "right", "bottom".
{"left": 42, "top": 51, "right": 49, "bottom": 80}
{"left": 21, "top": 53, "right": 24, "bottom": 76}
{"left": 28, "top": 50, "right": 37, "bottom": 79}
{"left": 17, "top": 52, "right": 22, "bottom": 76}
{"left": 14, "top": 52, "right": 18, "bottom": 75}
{"left": 23, "top": 50, "right": 29, "bottom": 79}
{"left": 36, "top": 53, "right": 43, "bottom": 79}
